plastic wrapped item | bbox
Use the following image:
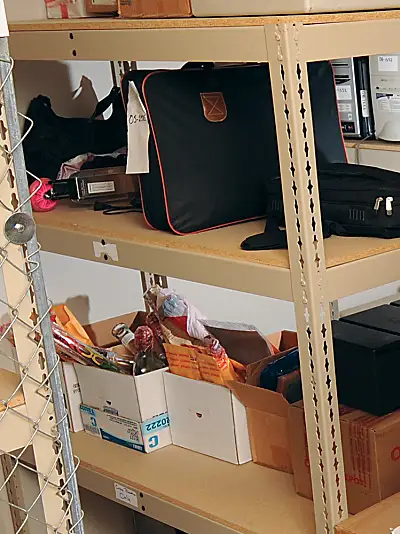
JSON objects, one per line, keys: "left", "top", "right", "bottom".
{"left": 52, "top": 304, "right": 94, "bottom": 346}
{"left": 146, "top": 285, "right": 248, "bottom": 385}
{"left": 147, "top": 286, "right": 209, "bottom": 341}
{"left": 134, "top": 326, "right": 166, "bottom": 375}
{"left": 52, "top": 322, "right": 131, "bottom": 374}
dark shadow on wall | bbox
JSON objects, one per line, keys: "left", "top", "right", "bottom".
{"left": 13, "top": 60, "right": 99, "bottom": 118}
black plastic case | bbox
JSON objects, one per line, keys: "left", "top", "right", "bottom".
{"left": 333, "top": 319, "right": 400, "bottom": 416}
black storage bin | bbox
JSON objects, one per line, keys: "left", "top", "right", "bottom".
{"left": 342, "top": 304, "right": 400, "bottom": 336}
{"left": 332, "top": 320, "right": 400, "bottom": 416}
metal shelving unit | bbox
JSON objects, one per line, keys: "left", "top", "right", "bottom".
{"left": 6, "top": 10, "right": 400, "bottom": 534}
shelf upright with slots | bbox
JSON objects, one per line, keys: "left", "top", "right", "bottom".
{"left": 6, "top": 10, "right": 400, "bottom": 534}
{"left": 266, "top": 22, "right": 347, "bottom": 532}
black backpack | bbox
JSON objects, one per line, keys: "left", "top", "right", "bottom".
{"left": 23, "top": 87, "right": 127, "bottom": 181}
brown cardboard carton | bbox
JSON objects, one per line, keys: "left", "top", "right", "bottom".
{"left": 335, "top": 493, "right": 400, "bottom": 534}
{"left": 227, "top": 330, "right": 298, "bottom": 473}
{"left": 84, "top": 311, "right": 146, "bottom": 348}
{"left": 85, "top": 0, "right": 117, "bottom": 14}
{"left": 118, "top": 0, "right": 192, "bottom": 18}
{"left": 290, "top": 402, "right": 400, "bottom": 514}
{"left": 229, "top": 380, "right": 292, "bottom": 473}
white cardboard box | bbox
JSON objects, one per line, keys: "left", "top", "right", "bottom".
{"left": 61, "top": 362, "right": 84, "bottom": 433}
{"left": 191, "top": 0, "right": 400, "bottom": 16}
{"left": 75, "top": 364, "right": 168, "bottom": 422}
{"left": 80, "top": 404, "right": 171, "bottom": 453}
{"left": 164, "top": 373, "right": 252, "bottom": 465}
{"left": 75, "top": 364, "right": 172, "bottom": 452}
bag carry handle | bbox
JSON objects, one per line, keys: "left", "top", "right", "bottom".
{"left": 181, "top": 62, "right": 215, "bottom": 71}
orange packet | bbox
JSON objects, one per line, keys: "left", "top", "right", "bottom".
{"left": 196, "top": 348, "right": 245, "bottom": 385}
{"left": 164, "top": 343, "right": 245, "bottom": 386}
{"left": 52, "top": 304, "right": 93, "bottom": 346}
{"left": 164, "top": 344, "right": 201, "bottom": 381}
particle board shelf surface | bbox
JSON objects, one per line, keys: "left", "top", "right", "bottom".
{"left": 72, "top": 431, "right": 315, "bottom": 534}
{"left": 345, "top": 139, "right": 400, "bottom": 152}
{"left": 8, "top": 9, "right": 400, "bottom": 31}
{"left": 0, "top": 368, "right": 25, "bottom": 412}
{"left": 10, "top": 11, "right": 400, "bottom": 62}
{"left": 35, "top": 205, "right": 400, "bottom": 302}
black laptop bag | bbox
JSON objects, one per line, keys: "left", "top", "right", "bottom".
{"left": 265, "top": 162, "right": 400, "bottom": 239}
{"left": 122, "top": 62, "right": 345, "bottom": 235}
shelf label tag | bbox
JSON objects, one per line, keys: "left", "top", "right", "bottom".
{"left": 336, "top": 84, "right": 352, "bottom": 101}
{"left": 93, "top": 241, "right": 118, "bottom": 262}
{"left": 114, "top": 483, "right": 138, "bottom": 508}
{"left": 378, "top": 55, "right": 398, "bottom": 72}
{"left": 126, "top": 81, "right": 150, "bottom": 175}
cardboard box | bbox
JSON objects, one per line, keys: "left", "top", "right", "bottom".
{"left": 229, "top": 379, "right": 293, "bottom": 473}
{"left": 118, "top": 0, "right": 192, "bottom": 18}
{"left": 164, "top": 372, "right": 251, "bottom": 464}
{"left": 80, "top": 404, "right": 170, "bottom": 453}
{"left": 231, "top": 330, "right": 297, "bottom": 473}
{"left": 290, "top": 402, "right": 400, "bottom": 514}
{"left": 75, "top": 364, "right": 168, "bottom": 422}
{"left": 163, "top": 329, "right": 297, "bottom": 472}
{"left": 335, "top": 493, "right": 400, "bottom": 534}
{"left": 61, "top": 362, "right": 84, "bottom": 433}
{"left": 75, "top": 312, "right": 172, "bottom": 453}
{"left": 84, "top": 311, "right": 145, "bottom": 349}
{"left": 85, "top": 0, "right": 117, "bottom": 14}
{"left": 58, "top": 312, "right": 142, "bottom": 432}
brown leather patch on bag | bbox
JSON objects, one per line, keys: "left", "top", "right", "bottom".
{"left": 200, "top": 92, "right": 227, "bottom": 123}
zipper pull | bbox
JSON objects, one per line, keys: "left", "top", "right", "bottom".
{"left": 386, "top": 196, "right": 394, "bottom": 216}
{"left": 374, "top": 197, "right": 383, "bottom": 213}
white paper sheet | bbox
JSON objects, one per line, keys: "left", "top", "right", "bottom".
{"left": 126, "top": 81, "right": 150, "bottom": 174}
{"left": 0, "top": 1, "right": 9, "bottom": 37}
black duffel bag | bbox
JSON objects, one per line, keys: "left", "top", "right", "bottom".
{"left": 122, "top": 61, "right": 345, "bottom": 235}
{"left": 23, "top": 86, "right": 127, "bottom": 181}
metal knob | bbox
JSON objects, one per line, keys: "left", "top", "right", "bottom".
{"left": 4, "top": 213, "right": 36, "bottom": 244}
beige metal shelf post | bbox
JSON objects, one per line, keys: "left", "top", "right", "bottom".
{"left": 265, "top": 22, "right": 347, "bottom": 534}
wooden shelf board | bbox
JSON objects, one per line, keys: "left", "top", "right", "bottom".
{"left": 345, "top": 139, "right": 400, "bottom": 152}
{"left": 72, "top": 431, "right": 315, "bottom": 534}
{"left": 34, "top": 205, "right": 400, "bottom": 302}
{"left": 9, "top": 9, "right": 400, "bottom": 32}
{"left": 0, "top": 368, "right": 25, "bottom": 412}
{"left": 35, "top": 205, "right": 400, "bottom": 271}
